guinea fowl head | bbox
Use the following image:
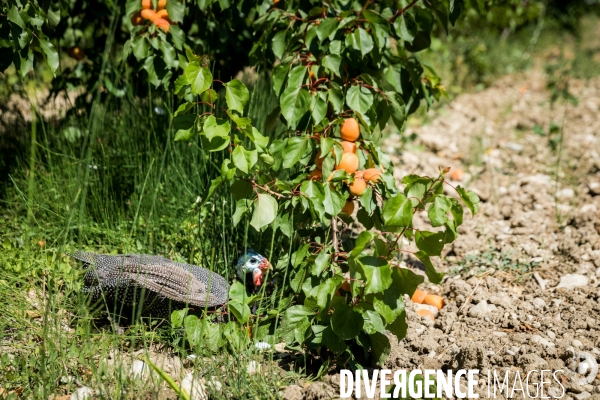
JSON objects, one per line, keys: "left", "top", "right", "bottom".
{"left": 236, "top": 249, "right": 271, "bottom": 287}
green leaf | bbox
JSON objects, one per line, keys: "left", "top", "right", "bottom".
{"left": 232, "top": 146, "right": 258, "bottom": 174}
{"left": 428, "top": 195, "right": 452, "bottom": 227}
{"left": 229, "top": 301, "right": 251, "bottom": 324}
{"left": 203, "top": 116, "right": 230, "bottom": 139}
{"left": 201, "top": 89, "right": 218, "bottom": 104}
{"left": 370, "top": 332, "right": 391, "bottom": 366}
{"left": 321, "top": 54, "right": 342, "bottom": 77}
{"left": 323, "top": 184, "right": 345, "bottom": 217}
{"left": 225, "top": 79, "right": 249, "bottom": 113}
{"left": 393, "top": 267, "right": 424, "bottom": 298}
{"left": 174, "top": 75, "right": 189, "bottom": 95}
{"left": 322, "top": 326, "right": 347, "bottom": 354}
{"left": 285, "top": 305, "right": 314, "bottom": 343}
{"left": 346, "top": 27, "right": 374, "bottom": 57}
{"left": 311, "top": 94, "right": 327, "bottom": 125}
{"left": 456, "top": 186, "right": 480, "bottom": 215}
{"left": 232, "top": 199, "right": 249, "bottom": 226}
{"left": 387, "top": 311, "right": 408, "bottom": 342}
{"left": 349, "top": 231, "right": 375, "bottom": 258}
{"left": 226, "top": 110, "right": 252, "bottom": 128}
{"left": 185, "top": 62, "right": 212, "bottom": 95}
{"left": 415, "top": 251, "right": 444, "bottom": 284}
{"left": 201, "top": 135, "right": 230, "bottom": 152}
{"left": 396, "top": 13, "right": 417, "bottom": 43}
{"left": 230, "top": 179, "right": 253, "bottom": 200}
{"left": 7, "top": 7, "right": 25, "bottom": 28}
{"left": 316, "top": 277, "right": 342, "bottom": 310}
{"left": 415, "top": 230, "right": 445, "bottom": 256}
{"left": 282, "top": 136, "right": 312, "bottom": 169}
{"left": 201, "top": 176, "right": 224, "bottom": 206}
{"left": 358, "top": 256, "right": 392, "bottom": 295}
{"left": 311, "top": 252, "right": 330, "bottom": 275}
{"left": 317, "top": 18, "right": 338, "bottom": 42}
{"left": 170, "top": 308, "right": 188, "bottom": 328}
{"left": 39, "top": 38, "right": 58, "bottom": 73}
{"left": 382, "top": 193, "right": 413, "bottom": 228}
{"left": 363, "top": 310, "right": 386, "bottom": 334}
{"left": 165, "top": 0, "right": 185, "bottom": 22}
{"left": 228, "top": 281, "right": 247, "bottom": 303}
{"left": 174, "top": 102, "right": 195, "bottom": 117}
{"left": 287, "top": 65, "right": 307, "bottom": 88}
{"left": 280, "top": 87, "right": 311, "bottom": 125}
{"left": 273, "top": 63, "right": 289, "bottom": 96}
{"left": 372, "top": 287, "right": 405, "bottom": 324}
{"left": 331, "top": 303, "right": 363, "bottom": 339}
{"left": 449, "top": 0, "right": 463, "bottom": 26}
{"left": 250, "top": 193, "right": 278, "bottom": 231}
{"left": 272, "top": 30, "right": 287, "bottom": 59}
{"left": 328, "top": 85, "right": 344, "bottom": 113}
{"left": 405, "top": 31, "right": 432, "bottom": 52}
{"left": 346, "top": 86, "right": 373, "bottom": 114}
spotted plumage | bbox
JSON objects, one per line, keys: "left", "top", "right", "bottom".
{"left": 70, "top": 251, "right": 230, "bottom": 318}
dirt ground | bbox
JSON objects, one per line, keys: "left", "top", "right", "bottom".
{"left": 284, "top": 68, "right": 600, "bottom": 399}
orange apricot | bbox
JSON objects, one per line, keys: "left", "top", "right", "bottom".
{"left": 308, "top": 169, "right": 322, "bottom": 180}
{"left": 423, "top": 294, "right": 445, "bottom": 311}
{"left": 341, "top": 140, "right": 357, "bottom": 153}
{"left": 131, "top": 11, "right": 144, "bottom": 25}
{"left": 67, "top": 47, "right": 85, "bottom": 61}
{"left": 411, "top": 289, "right": 427, "bottom": 304}
{"left": 341, "top": 200, "right": 355, "bottom": 215}
{"left": 348, "top": 178, "right": 367, "bottom": 197}
{"left": 156, "top": 9, "right": 169, "bottom": 19}
{"left": 340, "top": 280, "right": 351, "bottom": 292}
{"left": 141, "top": 9, "right": 158, "bottom": 21}
{"left": 142, "top": 0, "right": 152, "bottom": 9}
{"left": 416, "top": 308, "right": 435, "bottom": 321}
{"left": 153, "top": 18, "right": 170, "bottom": 32}
{"left": 450, "top": 168, "right": 465, "bottom": 181}
{"left": 340, "top": 118, "right": 360, "bottom": 142}
{"left": 354, "top": 170, "right": 364, "bottom": 179}
{"left": 335, "top": 152, "right": 358, "bottom": 174}
{"left": 363, "top": 168, "right": 382, "bottom": 182}
{"left": 157, "top": 0, "right": 167, "bottom": 9}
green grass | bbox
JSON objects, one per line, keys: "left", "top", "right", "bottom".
{"left": 0, "top": 57, "right": 304, "bottom": 397}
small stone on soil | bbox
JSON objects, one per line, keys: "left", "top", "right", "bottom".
{"left": 556, "top": 274, "right": 589, "bottom": 290}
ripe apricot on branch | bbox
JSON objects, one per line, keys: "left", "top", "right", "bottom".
{"left": 411, "top": 289, "right": 427, "bottom": 304}
{"left": 131, "top": 11, "right": 144, "bottom": 26}
{"left": 153, "top": 18, "right": 170, "bottom": 32}
{"left": 348, "top": 177, "right": 367, "bottom": 197}
{"left": 335, "top": 152, "right": 358, "bottom": 174}
{"left": 363, "top": 168, "right": 382, "bottom": 182}
{"left": 340, "top": 118, "right": 360, "bottom": 142}
{"left": 157, "top": 9, "right": 169, "bottom": 19}
{"left": 340, "top": 280, "right": 351, "bottom": 292}
{"left": 142, "top": 0, "right": 152, "bottom": 9}
{"left": 157, "top": 0, "right": 167, "bottom": 9}
{"left": 341, "top": 200, "right": 355, "bottom": 215}
{"left": 341, "top": 141, "right": 357, "bottom": 154}
{"left": 308, "top": 169, "right": 322, "bottom": 180}
{"left": 141, "top": 9, "right": 158, "bottom": 21}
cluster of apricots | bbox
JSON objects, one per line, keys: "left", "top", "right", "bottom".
{"left": 131, "top": 0, "right": 172, "bottom": 33}
{"left": 311, "top": 118, "right": 383, "bottom": 216}
{"left": 411, "top": 289, "right": 445, "bottom": 321}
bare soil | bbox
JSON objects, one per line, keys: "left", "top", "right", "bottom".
{"left": 295, "top": 68, "right": 600, "bottom": 399}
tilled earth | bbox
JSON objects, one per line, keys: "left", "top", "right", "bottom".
{"left": 286, "top": 69, "right": 600, "bottom": 399}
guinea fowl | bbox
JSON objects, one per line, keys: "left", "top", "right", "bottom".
{"left": 70, "top": 249, "right": 270, "bottom": 318}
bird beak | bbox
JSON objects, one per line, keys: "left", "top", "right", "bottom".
{"left": 259, "top": 259, "right": 272, "bottom": 272}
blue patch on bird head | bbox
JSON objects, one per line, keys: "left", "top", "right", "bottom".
{"left": 236, "top": 249, "right": 269, "bottom": 282}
